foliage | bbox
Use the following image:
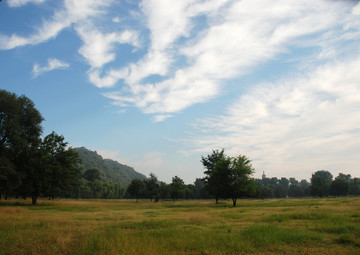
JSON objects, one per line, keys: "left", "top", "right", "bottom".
{"left": 330, "top": 173, "right": 350, "bottom": 196}
{"left": 170, "top": 176, "right": 185, "bottom": 200}
{"left": 40, "top": 132, "right": 82, "bottom": 199}
{"left": 0, "top": 89, "right": 44, "bottom": 203}
{"left": 127, "top": 179, "right": 145, "bottom": 202}
{"left": 201, "top": 149, "right": 226, "bottom": 202}
{"left": 74, "top": 147, "right": 146, "bottom": 186}
{"left": 201, "top": 150, "right": 255, "bottom": 206}
{"left": 83, "top": 168, "right": 101, "bottom": 182}
{"left": 0, "top": 90, "right": 81, "bottom": 204}
{"left": 311, "top": 170, "right": 333, "bottom": 197}
{"left": 227, "top": 155, "right": 255, "bottom": 206}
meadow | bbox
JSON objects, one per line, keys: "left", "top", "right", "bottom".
{"left": 1, "top": 197, "right": 359, "bottom": 254}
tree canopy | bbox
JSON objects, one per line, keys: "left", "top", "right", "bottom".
{"left": 0, "top": 90, "right": 81, "bottom": 204}
{"left": 202, "top": 150, "right": 255, "bottom": 206}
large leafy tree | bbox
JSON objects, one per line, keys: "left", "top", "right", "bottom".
{"left": 1, "top": 90, "right": 82, "bottom": 204}
{"left": 127, "top": 179, "right": 145, "bottom": 202}
{"left": 1, "top": 89, "right": 43, "bottom": 203}
{"left": 330, "top": 173, "right": 350, "bottom": 196}
{"left": 170, "top": 176, "right": 185, "bottom": 201}
{"left": 40, "top": 132, "right": 81, "bottom": 200}
{"left": 202, "top": 150, "right": 255, "bottom": 206}
{"left": 144, "top": 173, "right": 159, "bottom": 201}
{"left": 201, "top": 149, "right": 226, "bottom": 203}
{"left": 228, "top": 155, "right": 255, "bottom": 207}
{"left": 310, "top": 170, "right": 333, "bottom": 197}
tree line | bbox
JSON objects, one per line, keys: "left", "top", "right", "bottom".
{"left": 127, "top": 150, "right": 360, "bottom": 206}
{"left": 1, "top": 90, "right": 359, "bottom": 205}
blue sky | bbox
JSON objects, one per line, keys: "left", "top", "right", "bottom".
{"left": 1, "top": 0, "right": 360, "bottom": 184}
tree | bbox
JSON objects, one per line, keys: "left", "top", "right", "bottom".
{"left": 170, "top": 176, "right": 185, "bottom": 201}
{"left": 311, "top": 170, "right": 333, "bottom": 197}
{"left": 144, "top": 173, "right": 159, "bottom": 202}
{"left": 194, "top": 178, "right": 210, "bottom": 199}
{"left": 201, "top": 149, "right": 226, "bottom": 203}
{"left": 185, "top": 184, "right": 196, "bottom": 199}
{"left": 158, "top": 181, "right": 171, "bottom": 199}
{"left": 40, "top": 132, "right": 81, "bottom": 200}
{"left": 227, "top": 155, "right": 255, "bottom": 207}
{"left": 278, "top": 177, "right": 289, "bottom": 198}
{"left": 1, "top": 89, "right": 44, "bottom": 204}
{"left": 202, "top": 150, "right": 255, "bottom": 206}
{"left": 127, "top": 179, "right": 145, "bottom": 202}
{"left": 330, "top": 173, "right": 350, "bottom": 196}
{"left": 299, "top": 179, "right": 311, "bottom": 196}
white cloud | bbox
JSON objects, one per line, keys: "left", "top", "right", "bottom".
{"left": 189, "top": 56, "right": 360, "bottom": 179}
{"left": 32, "top": 58, "right": 69, "bottom": 77}
{"left": 102, "top": 0, "right": 360, "bottom": 121}
{"left": 7, "top": 0, "right": 46, "bottom": 8}
{"left": 77, "top": 26, "right": 139, "bottom": 69}
{"left": 3, "top": 0, "right": 360, "bottom": 127}
{"left": 0, "top": 0, "right": 114, "bottom": 50}
{"left": 112, "top": 17, "right": 121, "bottom": 23}
{"left": 153, "top": 114, "right": 173, "bottom": 122}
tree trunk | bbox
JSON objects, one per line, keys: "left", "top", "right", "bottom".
{"left": 232, "top": 197, "right": 237, "bottom": 207}
{"left": 5, "top": 193, "right": 8, "bottom": 200}
{"left": 215, "top": 197, "right": 219, "bottom": 204}
{"left": 136, "top": 197, "right": 139, "bottom": 202}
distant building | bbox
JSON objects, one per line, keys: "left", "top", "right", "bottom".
{"left": 262, "top": 171, "right": 266, "bottom": 180}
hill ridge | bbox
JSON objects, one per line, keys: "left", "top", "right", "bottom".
{"left": 74, "top": 147, "right": 146, "bottom": 187}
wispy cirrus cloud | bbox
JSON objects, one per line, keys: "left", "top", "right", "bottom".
{"left": 189, "top": 56, "right": 360, "bottom": 179}
{"left": 7, "top": 0, "right": 46, "bottom": 8}
{"left": 101, "top": 0, "right": 360, "bottom": 121}
{"left": 32, "top": 58, "right": 69, "bottom": 77}
{"left": 0, "top": 0, "right": 114, "bottom": 50}
{"left": 2, "top": 0, "right": 360, "bottom": 126}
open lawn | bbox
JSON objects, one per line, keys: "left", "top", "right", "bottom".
{"left": 1, "top": 197, "right": 359, "bottom": 254}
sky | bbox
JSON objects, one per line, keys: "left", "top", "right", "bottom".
{"left": 1, "top": 0, "right": 360, "bottom": 184}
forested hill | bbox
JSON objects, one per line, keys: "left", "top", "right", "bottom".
{"left": 74, "top": 147, "right": 146, "bottom": 187}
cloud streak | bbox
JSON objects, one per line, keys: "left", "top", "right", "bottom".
{"left": 189, "top": 56, "right": 360, "bottom": 179}
{"left": 32, "top": 58, "right": 69, "bottom": 77}
{"left": 7, "top": 0, "right": 46, "bottom": 8}
{"left": 0, "top": 0, "right": 114, "bottom": 50}
{"left": 102, "top": 0, "right": 360, "bottom": 121}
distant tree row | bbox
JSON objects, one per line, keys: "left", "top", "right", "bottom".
{"left": 254, "top": 170, "right": 360, "bottom": 198}
{"left": 127, "top": 149, "right": 255, "bottom": 207}
{"left": 126, "top": 173, "right": 210, "bottom": 202}
{"left": 73, "top": 168, "right": 125, "bottom": 199}
{"left": 127, "top": 150, "right": 360, "bottom": 206}
{"left": 310, "top": 170, "right": 360, "bottom": 197}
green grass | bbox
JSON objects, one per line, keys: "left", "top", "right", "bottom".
{"left": 1, "top": 197, "right": 360, "bottom": 254}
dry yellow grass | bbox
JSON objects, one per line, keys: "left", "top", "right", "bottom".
{"left": 1, "top": 197, "right": 359, "bottom": 254}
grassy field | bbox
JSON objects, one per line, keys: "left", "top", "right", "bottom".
{"left": 1, "top": 197, "right": 359, "bottom": 254}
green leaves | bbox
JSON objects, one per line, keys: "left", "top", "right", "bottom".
{"left": 201, "top": 149, "right": 255, "bottom": 206}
